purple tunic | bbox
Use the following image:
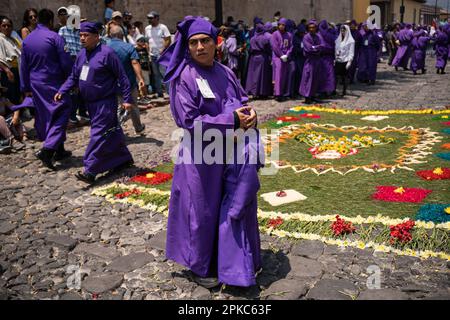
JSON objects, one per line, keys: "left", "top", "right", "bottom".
{"left": 299, "top": 32, "right": 322, "bottom": 98}
{"left": 318, "top": 20, "right": 336, "bottom": 94}
{"left": 392, "top": 28, "right": 413, "bottom": 68}
{"left": 58, "top": 43, "right": 133, "bottom": 175}
{"left": 20, "top": 24, "right": 73, "bottom": 150}
{"left": 434, "top": 30, "right": 449, "bottom": 69}
{"left": 167, "top": 60, "right": 260, "bottom": 285}
{"left": 348, "top": 29, "right": 363, "bottom": 82}
{"left": 245, "top": 29, "right": 273, "bottom": 96}
{"left": 410, "top": 32, "right": 430, "bottom": 72}
{"left": 357, "top": 30, "right": 380, "bottom": 82}
{"left": 270, "top": 30, "right": 293, "bottom": 97}
{"left": 291, "top": 32, "right": 305, "bottom": 96}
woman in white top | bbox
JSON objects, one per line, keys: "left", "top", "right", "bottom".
{"left": 335, "top": 24, "right": 355, "bottom": 96}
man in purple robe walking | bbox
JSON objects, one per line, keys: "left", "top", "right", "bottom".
{"left": 55, "top": 22, "right": 134, "bottom": 184}
{"left": 245, "top": 23, "right": 272, "bottom": 98}
{"left": 20, "top": 9, "right": 73, "bottom": 170}
{"left": 291, "top": 23, "right": 306, "bottom": 99}
{"left": 347, "top": 20, "right": 363, "bottom": 84}
{"left": 318, "top": 20, "right": 337, "bottom": 96}
{"left": 159, "top": 17, "right": 261, "bottom": 288}
{"left": 392, "top": 24, "right": 413, "bottom": 71}
{"left": 410, "top": 29, "right": 430, "bottom": 75}
{"left": 270, "top": 18, "right": 293, "bottom": 102}
{"left": 299, "top": 20, "right": 322, "bottom": 104}
{"left": 357, "top": 23, "right": 380, "bottom": 85}
{"left": 434, "top": 26, "right": 448, "bottom": 74}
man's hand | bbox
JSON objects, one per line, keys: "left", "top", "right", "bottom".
{"left": 245, "top": 108, "right": 257, "bottom": 129}
{"left": 54, "top": 92, "right": 62, "bottom": 102}
{"left": 346, "top": 60, "right": 353, "bottom": 70}
{"left": 138, "top": 80, "right": 148, "bottom": 96}
{"left": 122, "top": 103, "right": 132, "bottom": 111}
{"left": 235, "top": 107, "right": 250, "bottom": 130}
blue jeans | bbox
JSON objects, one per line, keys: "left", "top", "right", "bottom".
{"left": 151, "top": 56, "right": 168, "bottom": 95}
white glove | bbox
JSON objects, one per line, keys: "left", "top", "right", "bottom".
{"left": 280, "top": 55, "right": 288, "bottom": 62}
{"left": 346, "top": 60, "right": 353, "bottom": 70}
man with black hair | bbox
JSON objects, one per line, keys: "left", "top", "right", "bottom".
{"left": 20, "top": 8, "right": 74, "bottom": 169}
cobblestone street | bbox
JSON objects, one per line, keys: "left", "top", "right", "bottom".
{"left": 0, "top": 57, "right": 449, "bottom": 300}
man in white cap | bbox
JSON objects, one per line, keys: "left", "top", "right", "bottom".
{"left": 145, "top": 11, "right": 171, "bottom": 98}
{"left": 56, "top": 7, "right": 68, "bottom": 32}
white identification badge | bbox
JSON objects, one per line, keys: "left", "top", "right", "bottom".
{"left": 301, "top": 42, "right": 304, "bottom": 49}
{"left": 364, "top": 40, "right": 369, "bottom": 46}
{"left": 80, "top": 64, "right": 90, "bottom": 81}
{"left": 196, "top": 78, "right": 216, "bottom": 99}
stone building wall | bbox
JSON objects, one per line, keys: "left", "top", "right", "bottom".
{"left": 1, "top": 0, "right": 354, "bottom": 33}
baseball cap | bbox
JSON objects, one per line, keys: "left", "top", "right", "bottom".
{"left": 123, "top": 11, "right": 132, "bottom": 17}
{"left": 57, "top": 7, "right": 68, "bottom": 15}
{"left": 147, "top": 11, "right": 159, "bottom": 18}
{"left": 112, "top": 11, "right": 123, "bottom": 19}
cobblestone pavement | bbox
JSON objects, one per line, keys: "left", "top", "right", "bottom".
{"left": 1, "top": 57, "right": 449, "bottom": 300}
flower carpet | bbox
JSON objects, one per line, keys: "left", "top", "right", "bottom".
{"left": 93, "top": 105, "right": 450, "bottom": 261}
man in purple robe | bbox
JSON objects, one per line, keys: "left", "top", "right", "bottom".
{"left": 299, "top": 20, "right": 322, "bottom": 104}
{"left": 20, "top": 9, "right": 73, "bottom": 169}
{"left": 318, "top": 20, "right": 337, "bottom": 96}
{"left": 159, "top": 17, "right": 261, "bottom": 288}
{"left": 245, "top": 23, "right": 272, "bottom": 98}
{"left": 291, "top": 23, "right": 306, "bottom": 99}
{"left": 347, "top": 20, "right": 363, "bottom": 84}
{"left": 410, "top": 29, "right": 430, "bottom": 75}
{"left": 270, "top": 18, "right": 293, "bottom": 102}
{"left": 357, "top": 23, "right": 380, "bottom": 85}
{"left": 434, "top": 26, "right": 448, "bottom": 74}
{"left": 392, "top": 23, "right": 413, "bottom": 71}
{"left": 55, "top": 21, "right": 134, "bottom": 183}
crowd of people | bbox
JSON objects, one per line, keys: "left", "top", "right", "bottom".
{"left": 0, "top": 2, "right": 449, "bottom": 162}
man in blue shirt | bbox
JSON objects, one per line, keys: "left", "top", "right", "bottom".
{"left": 107, "top": 24, "right": 146, "bottom": 134}
{"left": 104, "top": 0, "right": 114, "bottom": 24}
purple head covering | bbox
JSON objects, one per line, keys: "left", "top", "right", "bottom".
{"left": 307, "top": 19, "right": 317, "bottom": 26}
{"left": 264, "top": 22, "right": 273, "bottom": 32}
{"left": 80, "top": 21, "right": 100, "bottom": 34}
{"left": 278, "top": 18, "right": 288, "bottom": 25}
{"left": 350, "top": 19, "right": 357, "bottom": 26}
{"left": 255, "top": 24, "right": 265, "bottom": 34}
{"left": 286, "top": 19, "right": 297, "bottom": 33}
{"left": 297, "top": 24, "right": 307, "bottom": 34}
{"left": 159, "top": 17, "right": 218, "bottom": 83}
{"left": 253, "top": 17, "right": 263, "bottom": 26}
{"left": 318, "top": 20, "right": 328, "bottom": 33}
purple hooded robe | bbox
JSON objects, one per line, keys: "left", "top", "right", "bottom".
{"left": 410, "top": 30, "right": 430, "bottom": 72}
{"left": 160, "top": 17, "right": 261, "bottom": 287}
{"left": 20, "top": 24, "right": 73, "bottom": 150}
{"left": 270, "top": 18, "right": 293, "bottom": 97}
{"left": 318, "top": 20, "right": 336, "bottom": 94}
{"left": 58, "top": 22, "right": 133, "bottom": 175}
{"left": 392, "top": 25, "right": 413, "bottom": 68}
{"left": 434, "top": 28, "right": 449, "bottom": 69}
{"left": 245, "top": 24, "right": 273, "bottom": 96}
{"left": 299, "top": 22, "right": 322, "bottom": 98}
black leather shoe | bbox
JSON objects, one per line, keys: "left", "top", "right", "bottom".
{"left": 304, "top": 97, "right": 313, "bottom": 104}
{"left": 190, "top": 274, "right": 220, "bottom": 289}
{"left": 54, "top": 150, "right": 72, "bottom": 161}
{"left": 110, "top": 160, "right": 135, "bottom": 173}
{"left": 36, "top": 149, "right": 56, "bottom": 170}
{"left": 75, "top": 171, "right": 96, "bottom": 184}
